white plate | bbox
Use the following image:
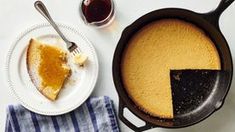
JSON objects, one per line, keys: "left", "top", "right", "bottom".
{"left": 6, "top": 23, "right": 99, "bottom": 115}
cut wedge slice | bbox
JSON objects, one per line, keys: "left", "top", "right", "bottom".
{"left": 26, "top": 38, "right": 71, "bottom": 101}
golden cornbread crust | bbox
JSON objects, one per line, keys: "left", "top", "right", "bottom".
{"left": 121, "top": 19, "right": 221, "bottom": 118}
{"left": 26, "top": 39, "right": 71, "bottom": 101}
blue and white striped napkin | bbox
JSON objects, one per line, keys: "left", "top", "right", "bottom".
{"left": 5, "top": 96, "right": 119, "bottom": 132}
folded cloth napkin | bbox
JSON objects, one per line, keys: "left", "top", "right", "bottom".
{"left": 5, "top": 96, "right": 119, "bottom": 132}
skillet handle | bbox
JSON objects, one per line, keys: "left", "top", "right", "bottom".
{"left": 213, "top": 0, "right": 235, "bottom": 15}
{"left": 118, "top": 99, "right": 156, "bottom": 132}
{"left": 203, "top": 0, "right": 235, "bottom": 28}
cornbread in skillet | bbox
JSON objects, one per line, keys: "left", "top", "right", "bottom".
{"left": 121, "top": 19, "right": 221, "bottom": 118}
{"left": 27, "top": 38, "right": 71, "bottom": 101}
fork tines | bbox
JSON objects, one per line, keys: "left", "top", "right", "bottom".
{"left": 72, "top": 48, "right": 80, "bottom": 56}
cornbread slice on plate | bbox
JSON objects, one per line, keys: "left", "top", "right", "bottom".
{"left": 26, "top": 38, "right": 71, "bottom": 101}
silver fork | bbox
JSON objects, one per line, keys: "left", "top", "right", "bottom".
{"left": 34, "top": 1, "right": 80, "bottom": 55}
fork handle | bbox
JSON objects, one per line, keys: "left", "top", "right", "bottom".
{"left": 34, "top": 1, "right": 71, "bottom": 44}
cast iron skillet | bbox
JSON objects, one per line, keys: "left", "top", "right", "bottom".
{"left": 113, "top": 0, "right": 234, "bottom": 131}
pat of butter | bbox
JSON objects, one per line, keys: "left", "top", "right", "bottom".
{"left": 73, "top": 53, "right": 88, "bottom": 66}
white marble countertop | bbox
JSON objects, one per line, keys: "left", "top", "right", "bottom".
{"left": 1, "top": 0, "right": 235, "bottom": 131}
